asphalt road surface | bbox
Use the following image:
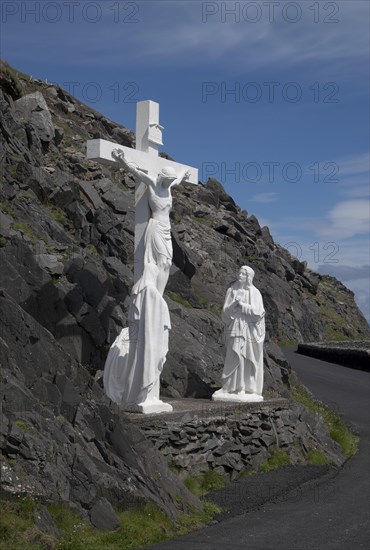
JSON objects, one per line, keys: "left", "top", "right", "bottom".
{"left": 146, "top": 348, "right": 370, "bottom": 550}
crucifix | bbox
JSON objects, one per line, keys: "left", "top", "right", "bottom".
{"left": 87, "top": 100, "right": 198, "bottom": 414}
{"left": 87, "top": 100, "right": 198, "bottom": 283}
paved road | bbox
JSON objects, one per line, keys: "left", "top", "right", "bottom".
{"left": 146, "top": 348, "right": 370, "bottom": 550}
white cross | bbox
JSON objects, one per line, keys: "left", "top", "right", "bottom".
{"left": 87, "top": 100, "right": 198, "bottom": 283}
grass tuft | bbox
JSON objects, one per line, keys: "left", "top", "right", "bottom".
{"left": 0, "top": 202, "right": 16, "bottom": 218}
{"left": 44, "top": 204, "right": 71, "bottom": 229}
{"left": 291, "top": 384, "right": 358, "bottom": 458}
{"left": 184, "top": 470, "right": 227, "bottom": 498}
{"left": 258, "top": 450, "right": 291, "bottom": 472}
{"left": 0, "top": 497, "right": 54, "bottom": 550}
{"left": 15, "top": 420, "right": 35, "bottom": 434}
{"left": 166, "top": 291, "right": 193, "bottom": 308}
{"left": 10, "top": 222, "right": 47, "bottom": 246}
{"left": 306, "top": 449, "right": 331, "bottom": 466}
{"left": 0, "top": 498, "right": 222, "bottom": 550}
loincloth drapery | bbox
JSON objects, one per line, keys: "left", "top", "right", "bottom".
{"left": 144, "top": 218, "right": 172, "bottom": 267}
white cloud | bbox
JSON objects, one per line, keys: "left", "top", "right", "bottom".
{"left": 3, "top": 0, "right": 369, "bottom": 71}
{"left": 336, "top": 152, "right": 369, "bottom": 178}
{"left": 299, "top": 152, "right": 369, "bottom": 196}
{"left": 119, "top": 0, "right": 369, "bottom": 69}
{"left": 250, "top": 192, "right": 278, "bottom": 203}
{"left": 317, "top": 264, "right": 370, "bottom": 282}
{"left": 335, "top": 152, "right": 370, "bottom": 191}
{"left": 317, "top": 200, "right": 370, "bottom": 239}
{"left": 341, "top": 186, "right": 369, "bottom": 198}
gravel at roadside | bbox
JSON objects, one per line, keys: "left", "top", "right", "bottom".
{"left": 207, "top": 464, "right": 338, "bottom": 522}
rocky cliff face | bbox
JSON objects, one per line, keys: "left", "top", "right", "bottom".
{"left": 0, "top": 290, "right": 200, "bottom": 526}
{"left": 0, "top": 63, "right": 369, "bottom": 522}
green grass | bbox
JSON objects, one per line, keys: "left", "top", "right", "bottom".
{"left": 197, "top": 294, "right": 209, "bottom": 308}
{"left": 184, "top": 470, "right": 227, "bottom": 498}
{"left": 258, "top": 450, "right": 291, "bottom": 472}
{"left": 244, "top": 256, "right": 266, "bottom": 268}
{"left": 326, "top": 327, "right": 348, "bottom": 342}
{"left": 0, "top": 497, "right": 56, "bottom": 550}
{"left": 0, "top": 202, "right": 16, "bottom": 218}
{"left": 14, "top": 420, "right": 35, "bottom": 434}
{"left": 85, "top": 244, "right": 99, "bottom": 257}
{"left": 291, "top": 384, "right": 358, "bottom": 457}
{"left": 11, "top": 222, "right": 41, "bottom": 243}
{"left": 306, "top": 449, "right": 331, "bottom": 466}
{"left": 288, "top": 371, "right": 298, "bottom": 384}
{"left": 316, "top": 290, "right": 350, "bottom": 341}
{"left": 0, "top": 498, "right": 222, "bottom": 550}
{"left": 210, "top": 303, "right": 222, "bottom": 317}
{"left": 0, "top": 65, "right": 23, "bottom": 98}
{"left": 10, "top": 222, "right": 48, "bottom": 248}
{"left": 263, "top": 389, "right": 281, "bottom": 399}
{"left": 171, "top": 212, "right": 182, "bottom": 224}
{"left": 52, "top": 502, "right": 174, "bottom": 550}
{"left": 166, "top": 291, "right": 193, "bottom": 308}
{"left": 239, "top": 467, "right": 257, "bottom": 478}
{"left": 192, "top": 292, "right": 222, "bottom": 317}
{"left": 176, "top": 502, "right": 222, "bottom": 536}
{"left": 191, "top": 216, "right": 215, "bottom": 227}
{"left": 44, "top": 204, "right": 71, "bottom": 229}
{"left": 275, "top": 339, "right": 298, "bottom": 348}
{"left": 6, "top": 154, "right": 23, "bottom": 180}
{"left": 240, "top": 450, "right": 291, "bottom": 478}
{"left": 5, "top": 165, "right": 19, "bottom": 179}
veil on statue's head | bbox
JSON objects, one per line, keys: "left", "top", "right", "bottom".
{"left": 240, "top": 265, "right": 255, "bottom": 280}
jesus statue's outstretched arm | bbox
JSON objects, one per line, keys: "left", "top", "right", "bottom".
{"left": 112, "top": 149, "right": 156, "bottom": 188}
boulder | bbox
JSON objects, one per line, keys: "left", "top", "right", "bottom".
{"left": 14, "top": 92, "right": 55, "bottom": 142}
{"left": 90, "top": 498, "right": 119, "bottom": 530}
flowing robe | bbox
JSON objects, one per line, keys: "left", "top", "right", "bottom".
{"left": 221, "top": 283, "right": 265, "bottom": 395}
{"left": 103, "top": 264, "right": 171, "bottom": 407}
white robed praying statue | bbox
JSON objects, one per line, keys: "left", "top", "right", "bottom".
{"left": 213, "top": 265, "right": 265, "bottom": 403}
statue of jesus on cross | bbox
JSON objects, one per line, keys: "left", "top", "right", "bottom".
{"left": 112, "top": 149, "right": 190, "bottom": 295}
{"left": 87, "top": 101, "right": 198, "bottom": 413}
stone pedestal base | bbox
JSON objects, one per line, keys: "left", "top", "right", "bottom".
{"left": 125, "top": 400, "right": 173, "bottom": 414}
{"left": 212, "top": 389, "right": 264, "bottom": 403}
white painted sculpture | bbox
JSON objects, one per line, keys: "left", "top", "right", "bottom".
{"left": 112, "top": 152, "right": 190, "bottom": 295}
{"left": 102, "top": 155, "right": 189, "bottom": 413}
{"left": 212, "top": 266, "right": 265, "bottom": 403}
{"left": 87, "top": 100, "right": 198, "bottom": 413}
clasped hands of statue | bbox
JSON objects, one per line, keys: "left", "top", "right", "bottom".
{"left": 234, "top": 295, "right": 253, "bottom": 316}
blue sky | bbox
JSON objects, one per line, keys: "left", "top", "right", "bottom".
{"left": 1, "top": 0, "right": 369, "bottom": 322}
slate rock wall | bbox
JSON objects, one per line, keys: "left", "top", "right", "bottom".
{"left": 138, "top": 401, "right": 343, "bottom": 480}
